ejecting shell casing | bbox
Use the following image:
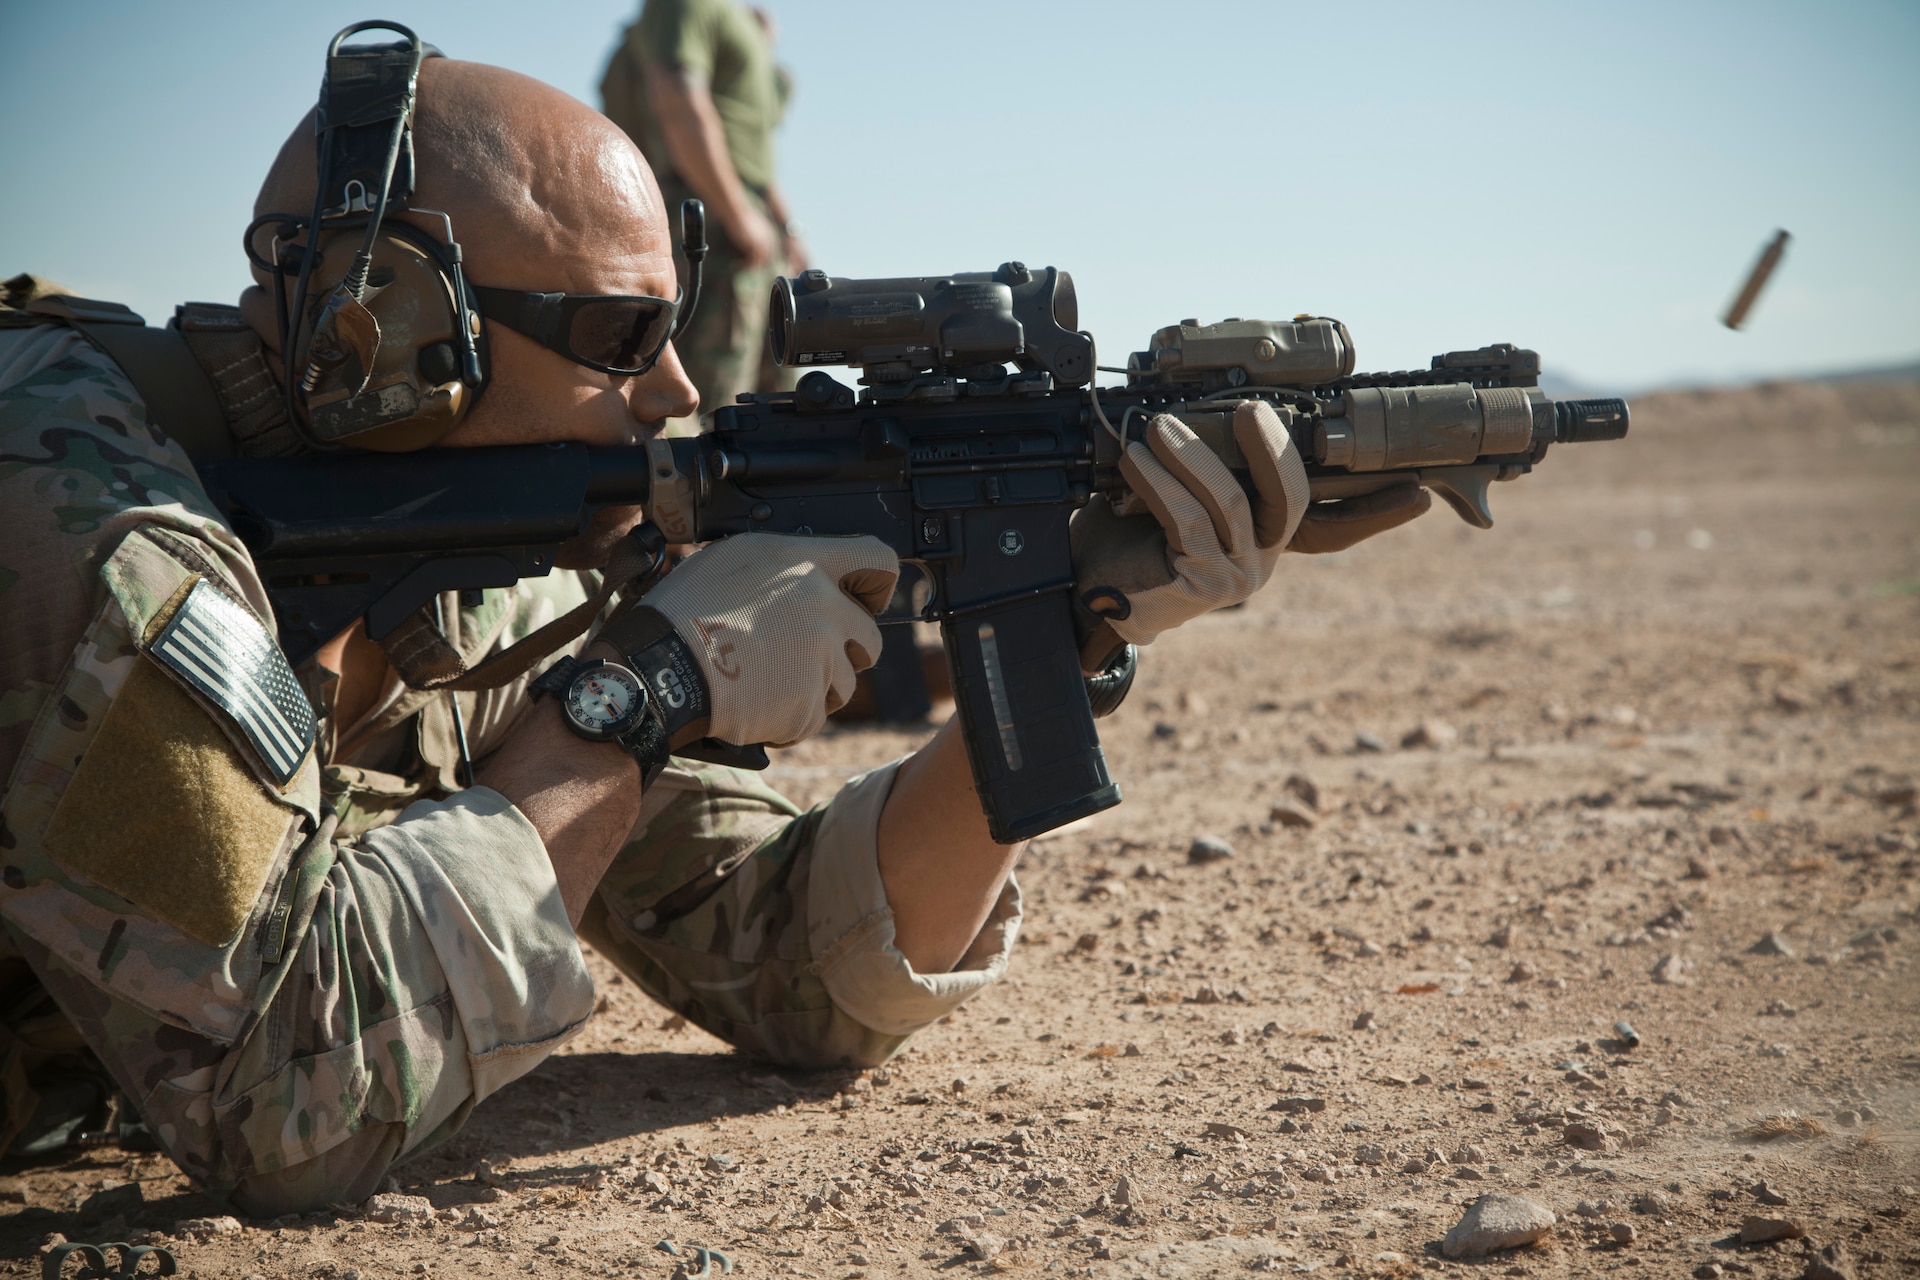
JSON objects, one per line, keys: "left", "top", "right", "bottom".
{"left": 1614, "top": 1020, "right": 1641, "bottom": 1049}
{"left": 1722, "top": 230, "right": 1790, "bottom": 330}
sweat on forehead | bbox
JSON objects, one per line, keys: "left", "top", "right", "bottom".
{"left": 252, "top": 58, "right": 666, "bottom": 284}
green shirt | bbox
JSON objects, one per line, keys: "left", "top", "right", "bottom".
{"left": 604, "top": 0, "right": 786, "bottom": 196}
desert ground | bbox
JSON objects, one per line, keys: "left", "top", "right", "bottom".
{"left": 5, "top": 375, "right": 1917, "bottom": 1279}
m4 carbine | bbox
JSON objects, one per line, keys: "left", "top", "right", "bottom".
{"left": 196, "top": 262, "right": 1628, "bottom": 842}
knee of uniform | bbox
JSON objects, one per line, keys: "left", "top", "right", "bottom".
{"left": 224, "top": 1123, "right": 406, "bottom": 1218}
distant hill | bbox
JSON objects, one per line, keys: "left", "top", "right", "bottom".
{"left": 1808, "top": 358, "right": 1920, "bottom": 386}
{"left": 1544, "top": 356, "right": 1920, "bottom": 400}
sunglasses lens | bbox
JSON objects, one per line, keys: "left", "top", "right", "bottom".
{"left": 568, "top": 298, "right": 675, "bottom": 372}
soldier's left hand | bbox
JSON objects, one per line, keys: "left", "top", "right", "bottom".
{"left": 1069, "top": 400, "right": 1308, "bottom": 671}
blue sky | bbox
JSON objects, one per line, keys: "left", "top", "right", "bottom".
{"left": 3, "top": 1, "right": 1915, "bottom": 392}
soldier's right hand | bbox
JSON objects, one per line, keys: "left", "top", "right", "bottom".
{"left": 638, "top": 533, "right": 900, "bottom": 747}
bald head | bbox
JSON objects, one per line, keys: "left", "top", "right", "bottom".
{"left": 243, "top": 54, "right": 698, "bottom": 453}
{"left": 253, "top": 58, "right": 668, "bottom": 294}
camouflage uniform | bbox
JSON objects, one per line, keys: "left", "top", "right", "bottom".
{"left": 602, "top": 0, "right": 796, "bottom": 431}
{"left": 0, "top": 318, "right": 1019, "bottom": 1212}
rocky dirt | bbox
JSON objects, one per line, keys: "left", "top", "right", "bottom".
{"left": 5, "top": 377, "right": 1918, "bottom": 1277}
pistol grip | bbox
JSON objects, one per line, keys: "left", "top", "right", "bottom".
{"left": 943, "top": 591, "right": 1122, "bottom": 843}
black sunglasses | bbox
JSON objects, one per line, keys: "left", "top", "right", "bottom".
{"left": 472, "top": 284, "right": 681, "bottom": 376}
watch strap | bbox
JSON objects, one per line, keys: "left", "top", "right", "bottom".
{"left": 530, "top": 655, "right": 583, "bottom": 699}
{"left": 613, "top": 696, "right": 673, "bottom": 787}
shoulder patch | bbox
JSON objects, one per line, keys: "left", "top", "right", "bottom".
{"left": 146, "top": 577, "right": 315, "bottom": 785}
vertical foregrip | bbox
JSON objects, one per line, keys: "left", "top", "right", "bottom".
{"left": 942, "top": 591, "right": 1123, "bottom": 844}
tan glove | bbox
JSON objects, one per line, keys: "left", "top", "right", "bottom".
{"left": 1070, "top": 401, "right": 1308, "bottom": 670}
{"left": 1070, "top": 401, "right": 1434, "bottom": 668}
{"left": 640, "top": 532, "right": 899, "bottom": 747}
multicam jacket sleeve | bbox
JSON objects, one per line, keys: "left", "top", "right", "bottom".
{"left": 0, "top": 324, "right": 594, "bottom": 1210}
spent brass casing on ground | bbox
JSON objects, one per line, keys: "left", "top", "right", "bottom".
{"left": 1316, "top": 383, "right": 1535, "bottom": 470}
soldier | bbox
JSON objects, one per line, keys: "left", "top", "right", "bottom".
{"left": 0, "top": 47, "right": 1427, "bottom": 1216}
{"left": 601, "top": 0, "right": 804, "bottom": 431}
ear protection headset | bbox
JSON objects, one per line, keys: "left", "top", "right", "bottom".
{"left": 243, "top": 22, "right": 488, "bottom": 452}
{"left": 246, "top": 22, "right": 707, "bottom": 453}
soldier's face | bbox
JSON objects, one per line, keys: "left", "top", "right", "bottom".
{"left": 437, "top": 141, "right": 699, "bottom": 569}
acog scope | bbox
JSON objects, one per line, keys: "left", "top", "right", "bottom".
{"left": 769, "top": 262, "right": 1093, "bottom": 387}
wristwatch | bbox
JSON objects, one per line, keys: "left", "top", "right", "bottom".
{"left": 530, "top": 656, "right": 672, "bottom": 784}
{"left": 531, "top": 607, "right": 712, "bottom": 786}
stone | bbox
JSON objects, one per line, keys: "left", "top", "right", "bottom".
{"left": 1489, "top": 924, "right": 1515, "bottom": 948}
{"left": 1353, "top": 731, "right": 1388, "bottom": 753}
{"left": 1610, "top": 1222, "right": 1638, "bottom": 1244}
{"left": 1802, "top": 1241, "right": 1855, "bottom": 1280}
{"left": 80, "top": 1182, "right": 143, "bottom": 1222}
{"left": 1631, "top": 1191, "right": 1671, "bottom": 1215}
{"left": 1111, "top": 1176, "right": 1138, "bottom": 1207}
{"left": 1736, "top": 1215, "right": 1805, "bottom": 1244}
{"left": 1402, "top": 719, "right": 1458, "bottom": 750}
{"left": 362, "top": 1193, "right": 435, "bottom": 1225}
{"left": 175, "top": 1215, "right": 243, "bottom": 1237}
{"left": 1686, "top": 855, "right": 1717, "bottom": 880}
{"left": 1753, "top": 1181, "right": 1790, "bottom": 1206}
{"left": 1562, "top": 1121, "right": 1620, "bottom": 1151}
{"left": 1695, "top": 1265, "right": 1724, "bottom": 1279}
{"left": 1439, "top": 1193, "right": 1557, "bottom": 1259}
{"left": 1750, "top": 932, "right": 1795, "bottom": 957}
{"left": 960, "top": 1231, "right": 1005, "bottom": 1261}
{"left": 1453, "top": 1144, "right": 1486, "bottom": 1165}
{"left": 1187, "top": 835, "right": 1234, "bottom": 865}
{"left": 1352, "top": 1010, "right": 1375, "bottom": 1031}
{"left": 1268, "top": 799, "right": 1316, "bottom": 829}
{"left": 1282, "top": 772, "right": 1320, "bottom": 811}
{"left": 1354, "top": 1144, "right": 1388, "bottom": 1166}
{"left": 1651, "top": 953, "right": 1691, "bottom": 985}
{"left": 1507, "top": 962, "right": 1537, "bottom": 983}
{"left": 460, "top": 1208, "right": 501, "bottom": 1231}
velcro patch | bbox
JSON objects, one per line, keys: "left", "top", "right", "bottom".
{"left": 146, "top": 578, "right": 315, "bottom": 785}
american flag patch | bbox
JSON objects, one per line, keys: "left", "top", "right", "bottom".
{"left": 148, "top": 578, "right": 316, "bottom": 785}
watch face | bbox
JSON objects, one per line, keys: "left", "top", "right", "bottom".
{"left": 563, "top": 662, "right": 646, "bottom": 739}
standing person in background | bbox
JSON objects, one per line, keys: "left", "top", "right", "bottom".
{"left": 601, "top": 0, "right": 805, "bottom": 434}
